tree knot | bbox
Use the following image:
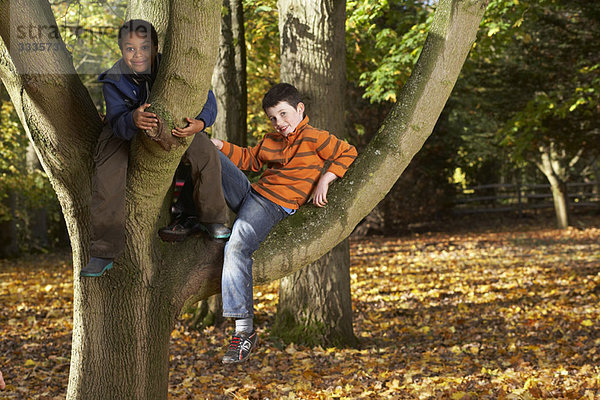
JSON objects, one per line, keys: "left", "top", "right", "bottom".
{"left": 144, "top": 116, "right": 183, "bottom": 152}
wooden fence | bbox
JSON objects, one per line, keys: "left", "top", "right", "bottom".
{"left": 452, "top": 182, "right": 600, "bottom": 215}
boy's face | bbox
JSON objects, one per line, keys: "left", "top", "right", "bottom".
{"left": 265, "top": 101, "right": 305, "bottom": 137}
{"left": 121, "top": 32, "right": 155, "bottom": 74}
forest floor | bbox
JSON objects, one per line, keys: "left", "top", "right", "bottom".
{"left": 1, "top": 213, "right": 600, "bottom": 399}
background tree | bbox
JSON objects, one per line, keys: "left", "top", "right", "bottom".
{"left": 0, "top": 0, "right": 488, "bottom": 398}
{"left": 243, "top": 0, "right": 280, "bottom": 140}
{"left": 211, "top": 0, "right": 247, "bottom": 145}
{"left": 350, "top": 0, "right": 600, "bottom": 230}
{"left": 437, "top": 0, "right": 600, "bottom": 228}
{"left": 492, "top": 0, "right": 600, "bottom": 228}
{"left": 272, "top": 0, "right": 357, "bottom": 347}
{"left": 188, "top": 0, "right": 248, "bottom": 329}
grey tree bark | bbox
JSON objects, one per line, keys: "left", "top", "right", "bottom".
{"left": 0, "top": 0, "right": 489, "bottom": 398}
{"left": 273, "top": 0, "right": 357, "bottom": 347}
{"left": 126, "top": 0, "right": 169, "bottom": 50}
{"left": 211, "top": 0, "right": 247, "bottom": 145}
{"left": 186, "top": 0, "right": 248, "bottom": 329}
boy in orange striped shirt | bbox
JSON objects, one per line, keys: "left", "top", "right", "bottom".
{"left": 211, "top": 83, "right": 357, "bottom": 363}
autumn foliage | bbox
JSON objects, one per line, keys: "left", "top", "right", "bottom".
{"left": 1, "top": 215, "right": 600, "bottom": 399}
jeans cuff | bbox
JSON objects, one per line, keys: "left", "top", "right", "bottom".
{"left": 223, "top": 312, "right": 253, "bottom": 319}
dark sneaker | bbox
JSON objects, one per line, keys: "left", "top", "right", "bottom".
{"left": 199, "top": 223, "right": 231, "bottom": 240}
{"left": 80, "top": 257, "right": 113, "bottom": 277}
{"left": 158, "top": 215, "right": 202, "bottom": 242}
{"left": 222, "top": 330, "right": 258, "bottom": 364}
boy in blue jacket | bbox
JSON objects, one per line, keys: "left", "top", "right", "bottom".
{"left": 81, "top": 19, "right": 230, "bottom": 277}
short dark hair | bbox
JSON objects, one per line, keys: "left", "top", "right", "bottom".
{"left": 118, "top": 19, "right": 158, "bottom": 50}
{"left": 262, "top": 83, "right": 303, "bottom": 110}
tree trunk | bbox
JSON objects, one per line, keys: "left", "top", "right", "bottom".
{"left": 211, "top": 0, "right": 247, "bottom": 145}
{"left": 191, "top": 0, "right": 248, "bottom": 328}
{"left": 551, "top": 179, "right": 570, "bottom": 229}
{"left": 186, "top": 293, "right": 224, "bottom": 329}
{"left": 251, "top": 0, "right": 488, "bottom": 281}
{"left": 274, "top": 0, "right": 357, "bottom": 347}
{"left": 26, "top": 143, "right": 49, "bottom": 250}
{"left": 537, "top": 144, "right": 570, "bottom": 229}
{"left": 275, "top": 240, "right": 357, "bottom": 346}
{"left": 1, "top": 0, "right": 220, "bottom": 398}
{"left": 126, "top": 0, "right": 170, "bottom": 50}
{"left": 0, "top": 190, "right": 18, "bottom": 258}
{"left": 1, "top": 0, "right": 488, "bottom": 397}
{"left": 68, "top": 1, "right": 224, "bottom": 398}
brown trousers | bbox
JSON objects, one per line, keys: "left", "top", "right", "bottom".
{"left": 90, "top": 124, "right": 227, "bottom": 258}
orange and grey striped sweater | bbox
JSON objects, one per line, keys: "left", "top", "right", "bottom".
{"left": 220, "top": 116, "right": 357, "bottom": 209}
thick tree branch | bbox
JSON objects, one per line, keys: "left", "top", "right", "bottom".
{"left": 144, "top": 0, "right": 221, "bottom": 149}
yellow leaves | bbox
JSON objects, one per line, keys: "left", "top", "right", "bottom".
{"left": 451, "top": 391, "right": 477, "bottom": 400}
{"left": 24, "top": 359, "right": 37, "bottom": 367}
{"left": 487, "top": 26, "right": 500, "bottom": 37}
{"left": 5, "top": 223, "right": 600, "bottom": 398}
{"left": 386, "top": 378, "right": 401, "bottom": 390}
{"left": 170, "top": 329, "right": 181, "bottom": 339}
{"left": 285, "top": 343, "right": 297, "bottom": 355}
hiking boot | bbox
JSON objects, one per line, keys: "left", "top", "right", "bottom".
{"left": 222, "top": 330, "right": 258, "bottom": 364}
{"left": 80, "top": 257, "right": 113, "bottom": 277}
{"left": 158, "top": 215, "right": 202, "bottom": 242}
{"left": 199, "top": 223, "right": 231, "bottom": 240}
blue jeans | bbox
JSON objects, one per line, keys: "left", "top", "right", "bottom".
{"left": 219, "top": 152, "right": 288, "bottom": 318}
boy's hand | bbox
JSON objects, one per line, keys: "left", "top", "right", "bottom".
{"left": 211, "top": 138, "right": 224, "bottom": 150}
{"left": 172, "top": 117, "right": 205, "bottom": 138}
{"left": 133, "top": 103, "right": 158, "bottom": 131}
{"left": 313, "top": 171, "right": 337, "bottom": 207}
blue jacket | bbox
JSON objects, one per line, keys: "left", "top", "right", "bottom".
{"left": 98, "top": 58, "right": 217, "bottom": 141}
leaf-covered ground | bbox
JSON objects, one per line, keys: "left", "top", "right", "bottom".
{"left": 1, "top": 215, "right": 600, "bottom": 399}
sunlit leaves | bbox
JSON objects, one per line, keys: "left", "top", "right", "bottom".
{"left": 346, "top": 0, "right": 434, "bottom": 103}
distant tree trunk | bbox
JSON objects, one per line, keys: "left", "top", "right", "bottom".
{"left": 188, "top": 0, "right": 248, "bottom": 328}
{"left": 593, "top": 163, "right": 600, "bottom": 200}
{"left": 276, "top": 240, "right": 356, "bottom": 346}
{"left": 536, "top": 143, "right": 571, "bottom": 229}
{"left": 186, "top": 293, "right": 223, "bottom": 329}
{"left": 273, "top": 0, "right": 357, "bottom": 347}
{"left": 211, "top": 0, "right": 247, "bottom": 145}
{"left": 0, "top": 190, "right": 18, "bottom": 258}
{"left": 26, "top": 144, "right": 49, "bottom": 250}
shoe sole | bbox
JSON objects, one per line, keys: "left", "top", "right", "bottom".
{"left": 199, "top": 224, "right": 231, "bottom": 240}
{"left": 80, "top": 262, "right": 113, "bottom": 277}
{"left": 158, "top": 231, "right": 189, "bottom": 242}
